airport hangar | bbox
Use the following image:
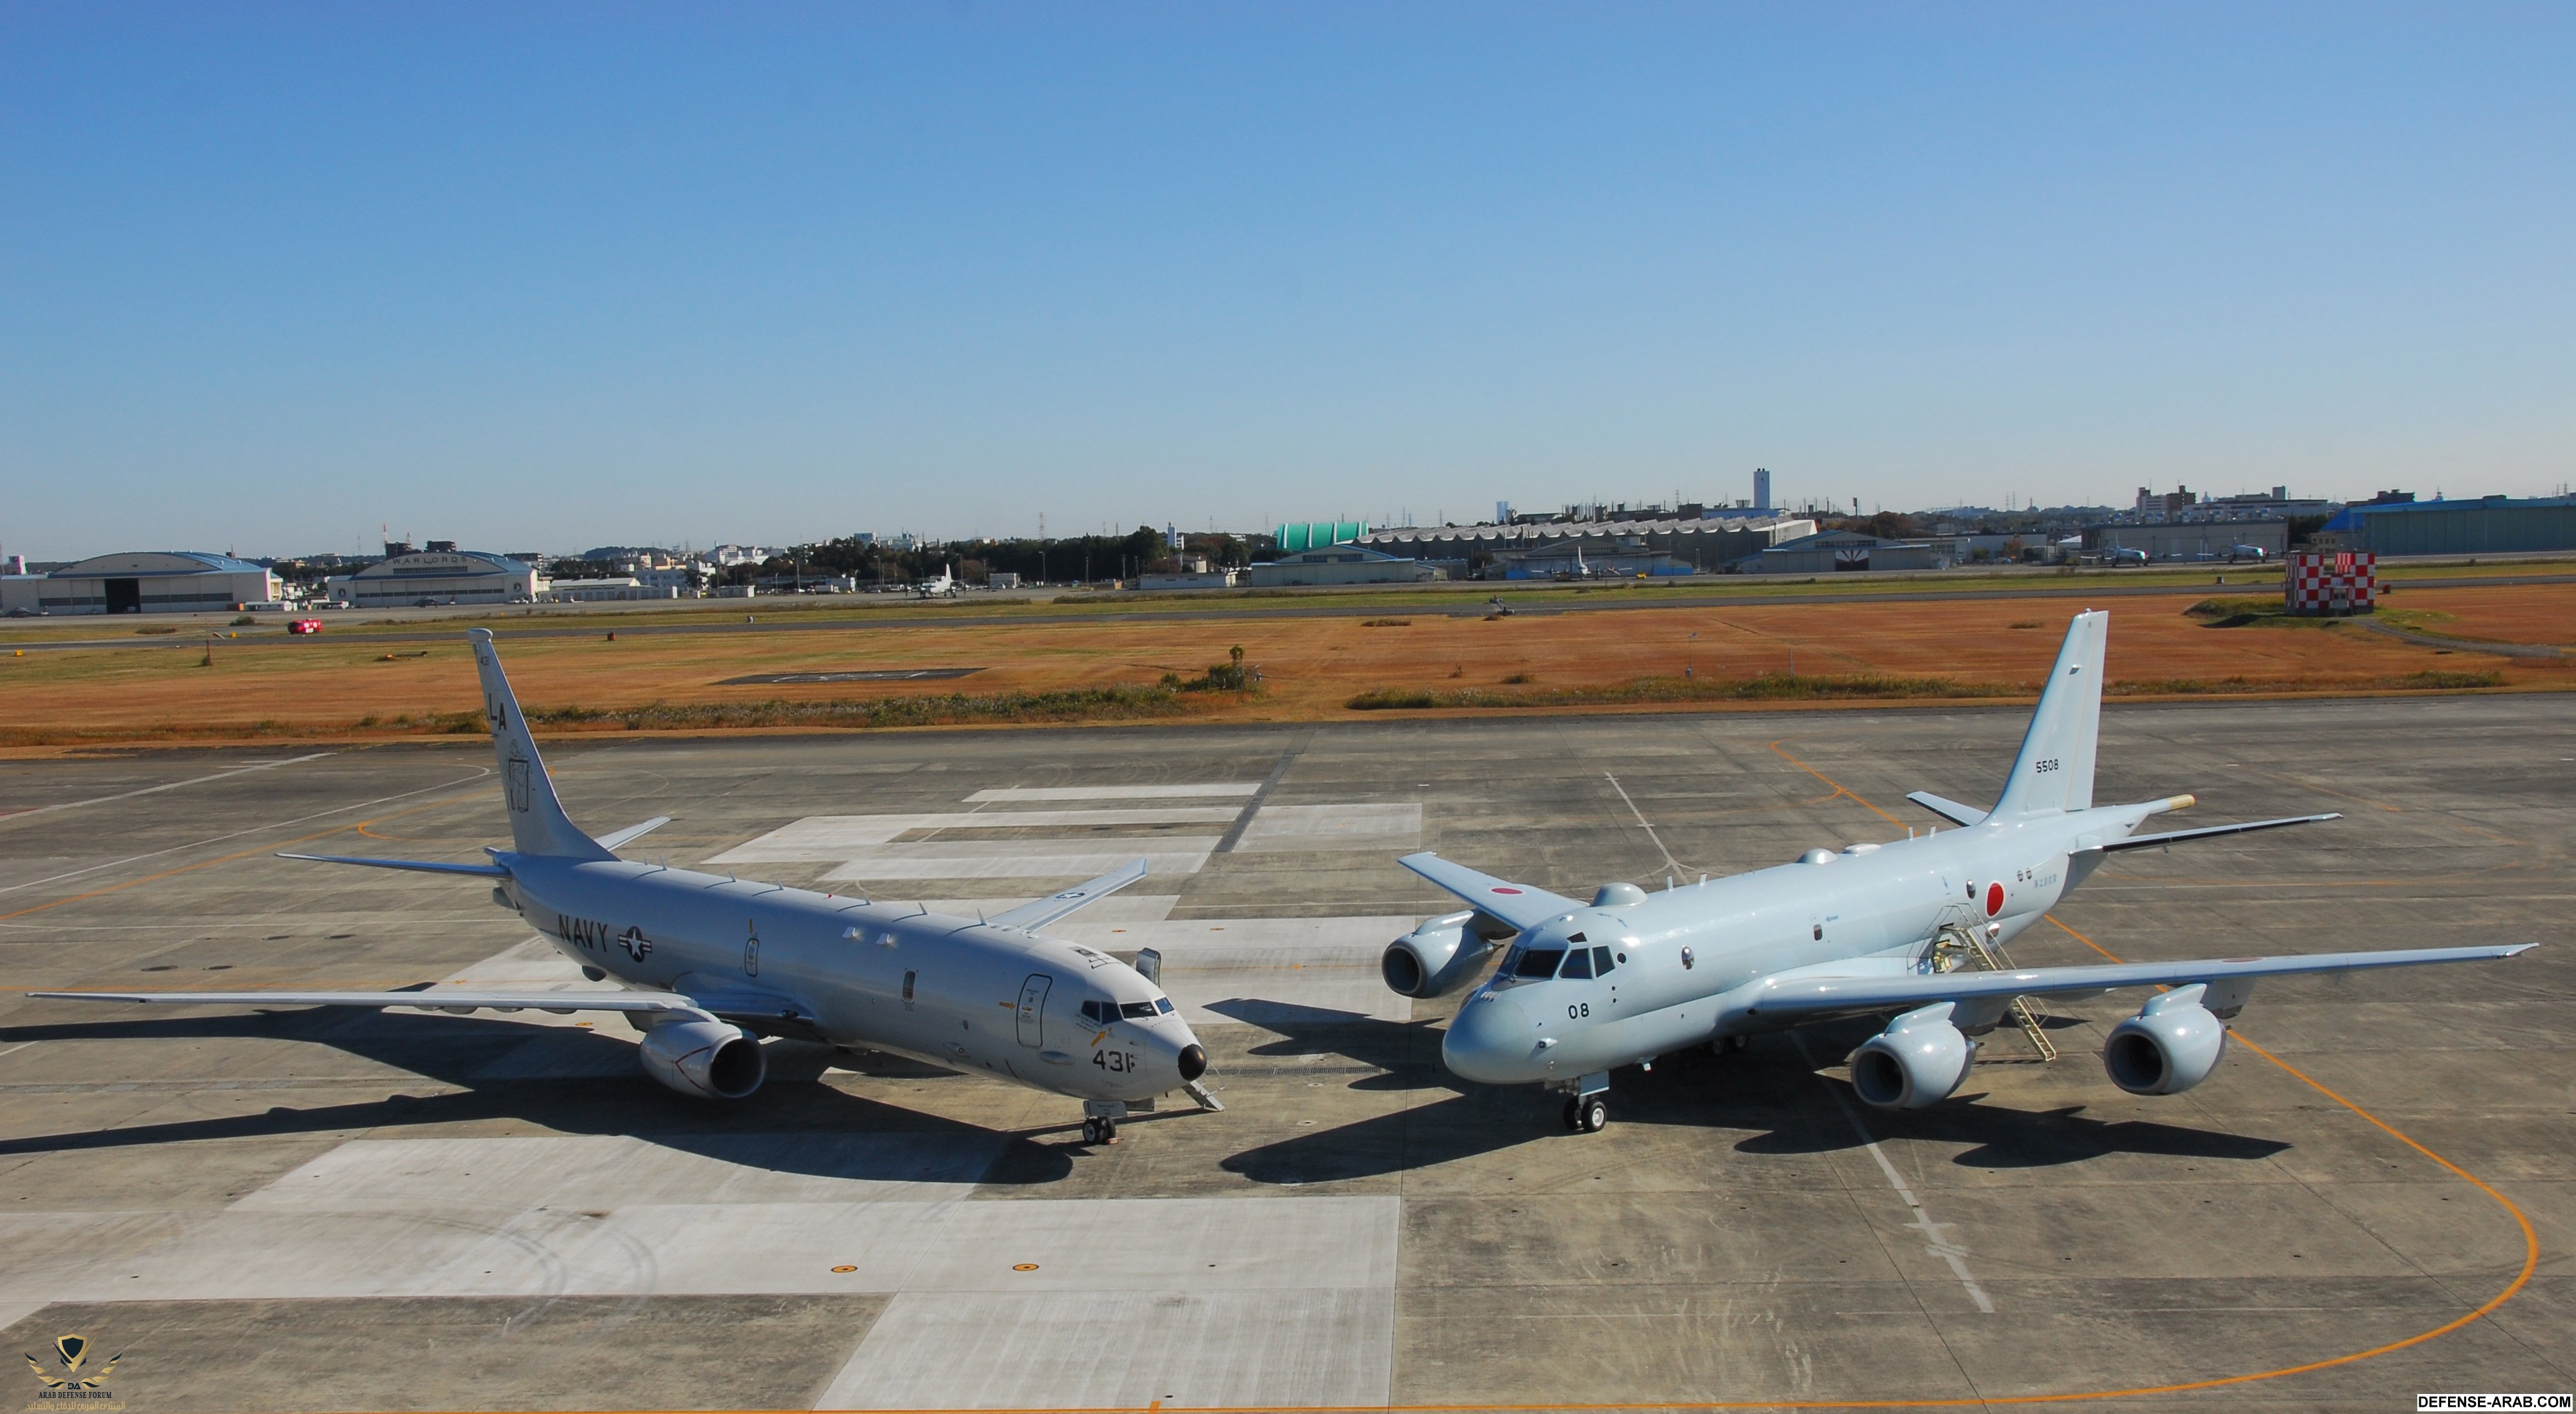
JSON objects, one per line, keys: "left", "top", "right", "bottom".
{"left": 0, "top": 551, "right": 281, "bottom": 616}
{"left": 323, "top": 549, "right": 543, "bottom": 607}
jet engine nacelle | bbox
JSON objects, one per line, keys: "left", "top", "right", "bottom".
{"left": 2104, "top": 984, "right": 2226, "bottom": 1096}
{"left": 637, "top": 1017, "right": 767, "bottom": 1100}
{"left": 1850, "top": 1002, "right": 1975, "bottom": 1110}
{"left": 1382, "top": 911, "right": 1502, "bottom": 999}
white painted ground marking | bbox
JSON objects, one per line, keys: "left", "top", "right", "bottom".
{"left": 0, "top": 1041, "right": 37, "bottom": 1063}
{"left": 818, "top": 1289, "right": 1395, "bottom": 1411}
{"left": 0, "top": 753, "right": 331, "bottom": 827}
{"left": 709, "top": 809, "right": 1242, "bottom": 863}
{"left": 817, "top": 1196, "right": 1397, "bottom": 1411}
{"left": 966, "top": 784, "right": 1261, "bottom": 801}
{"left": 0, "top": 769, "right": 491, "bottom": 897}
{"left": 1793, "top": 1033, "right": 1994, "bottom": 1313}
{"left": 822, "top": 846, "right": 1218, "bottom": 881}
{"left": 1233, "top": 802, "right": 1422, "bottom": 852}
{"left": 1603, "top": 771, "right": 1688, "bottom": 876}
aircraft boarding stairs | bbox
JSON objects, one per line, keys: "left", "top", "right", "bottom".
{"left": 1927, "top": 907, "right": 2059, "bottom": 1062}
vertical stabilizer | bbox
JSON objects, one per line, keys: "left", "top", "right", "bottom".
{"left": 469, "top": 629, "right": 613, "bottom": 859}
{"left": 1991, "top": 610, "right": 2107, "bottom": 819}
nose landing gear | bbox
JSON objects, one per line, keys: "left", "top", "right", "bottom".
{"left": 1563, "top": 1094, "right": 1608, "bottom": 1133}
{"left": 1081, "top": 1116, "right": 1119, "bottom": 1144}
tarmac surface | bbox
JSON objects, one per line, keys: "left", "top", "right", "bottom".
{"left": 0, "top": 699, "right": 2566, "bottom": 1411}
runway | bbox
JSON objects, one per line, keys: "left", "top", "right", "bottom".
{"left": 0, "top": 699, "right": 2566, "bottom": 1410}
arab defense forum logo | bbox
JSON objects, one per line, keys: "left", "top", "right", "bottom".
{"left": 22, "top": 1335, "right": 120, "bottom": 1407}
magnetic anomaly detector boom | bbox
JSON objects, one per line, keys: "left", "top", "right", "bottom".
{"left": 1383, "top": 610, "right": 2533, "bottom": 1133}
{"left": 33, "top": 629, "right": 1209, "bottom": 1145}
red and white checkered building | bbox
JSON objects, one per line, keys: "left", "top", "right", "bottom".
{"left": 2286, "top": 550, "right": 2376, "bottom": 615}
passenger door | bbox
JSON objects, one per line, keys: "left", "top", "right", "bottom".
{"left": 1015, "top": 974, "right": 1053, "bottom": 1048}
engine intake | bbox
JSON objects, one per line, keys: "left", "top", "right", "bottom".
{"left": 2104, "top": 985, "right": 2226, "bottom": 1096}
{"left": 1850, "top": 1002, "right": 1975, "bottom": 1110}
{"left": 638, "top": 1017, "right": 766, "bottom": 1099}
{"left": 1382, "top": 911, "right": 1503, "bottom": 999}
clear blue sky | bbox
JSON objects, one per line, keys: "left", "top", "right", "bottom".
{"left": 3, "top": 3, "right": 2568, "bottom": 558}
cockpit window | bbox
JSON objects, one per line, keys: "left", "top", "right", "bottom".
{"left": 1513, "top": 947, "right": 1566, "bottom": 979}
{"left": 1119, "top": 1001, "right": 1159, "bottom": 1020}
{"left": 1559, "top": 948, "right": 1594, "bottom": 979}
{"left": 1592, "top": 945, "right": 1615, "bottom": 975}
{"left": 1079, "top": 1000, "right": 1106, "bottom": 1025}
{"left": 1155, "top": 997, "right": 1175, "bottom": 1015}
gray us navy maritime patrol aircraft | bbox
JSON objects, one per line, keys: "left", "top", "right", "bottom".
{"left": 1383, "top": 611, "right": 2534, "bottom": 1133}
{"left": 34, "top": 630, "right": 1209, "bottom": 1145}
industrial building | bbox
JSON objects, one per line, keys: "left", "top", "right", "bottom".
{"left": 2083, "top": 520, "right": 2288, "bottom": 561}
{"left": 1732, "top": 529, "right": 1949, "bottom": 574}
{"left": 0, "top": 551, "right": 279, "bottom": 616}
{"left": 1489, "top": 539, "right": 1687, "bottom": 579}
{"left": 1359, "top": 514, "right": 1813, "bottom": 577}
{"left": 328, "top": 550, "right": 542, "bottom": 607}
{"left": 2321, "top": 496, "right": 2576, "bottom": 555}
{"left": 1241, "top": 545, "right": 1436, "bottom": 587}
{"left": 1271, "top": 521, "right": 1370, "bottom": 554}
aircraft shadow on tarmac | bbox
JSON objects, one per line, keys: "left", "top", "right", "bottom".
{"left": 1219, "top": 1019, "right": 2289, "bottom": 1185}
{"left": 1203, "top": 999, "right": 1458, "bottom": 1093}
{"left": 0, "top": 1009, "right": 1073, "bottom": 1184}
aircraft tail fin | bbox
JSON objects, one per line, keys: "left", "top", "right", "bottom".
{"left": 1991, "top": 610, "right": 2107, "bottom": 819}
{"left": 469, "top": 629, "right": 613, "bottom": 860}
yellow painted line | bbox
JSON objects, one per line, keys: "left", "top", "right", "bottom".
{"left": 1767, "top": 739, "right": 1904, "bottom": 827}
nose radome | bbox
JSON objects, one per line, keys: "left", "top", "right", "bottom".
{"left": 1443, "top": 991, "right": 1540, "bottom": 1085}
{"left": 1177, "top": 1043, "right": 1207, "bottom": 1082}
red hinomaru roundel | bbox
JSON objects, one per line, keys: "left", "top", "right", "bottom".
{"left": 1985, "top": 881, "right": 2005, "bottom": 916}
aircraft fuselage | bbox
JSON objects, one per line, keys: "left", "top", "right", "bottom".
{"left": 501, "top": 856, "right": 1197, "bottom": 1105}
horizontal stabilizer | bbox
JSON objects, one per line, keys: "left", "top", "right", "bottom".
{"left": 27, "top": 988, "right": 713, "bottom": 1020}
{"left": 1905, "top": 792, "right": 1988, "bottom": 827}
{"left": 2099, "top": 813, "right": 2341, "bottom": 853}
{"left": 595, "top": 816, "right": 672, "bottom": 853}
{"left": 276, "top": 853, "right": 510, "bottom": 877}
{"left": 989, "top": 857, "right": 1149, "bottom": 931}
{"left": 1399, "top": 853, "right": 1583, "bottom": 933}
{"left": 1733, "top": 942, "right": 2533, "bottom": 1024}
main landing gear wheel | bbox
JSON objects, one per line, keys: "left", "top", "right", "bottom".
{"left": 1564, "top": 1095, "right": 1609, "bottom": 1133}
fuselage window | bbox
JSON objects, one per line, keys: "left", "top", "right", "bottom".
{"left": 1560, "top": 948, "right": 1594, "bottom": 979}
{"left": 1513, "top": 947, "right": 1566, "bottom": 979}
{"left": 1119, "top": 1001, "right": 1159, "bottom": 1020}
{"left": 1592, "top": 945, "right": 1615, "bottom": 974}
{"left": 901, "top": 970, "right": 917, "bottom": 1007}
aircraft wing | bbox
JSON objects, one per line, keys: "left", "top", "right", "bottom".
{"left": 276, "top": 853, "right": 511, "bottom": 877}
{"left": 2098, "top": 813, "right": 2339, "bottom": 853}
{"left": 1398, "top": 853, "right": 1584, "bottom": 933}
{"left": 25, "top": 988, "right": 715, "bottom": 1021}
{"left": 1733, "top": 943, "right": 2534, "bottom": 1023}
{"left": 989, "top": 858, "right": 1149, "bottom": 931}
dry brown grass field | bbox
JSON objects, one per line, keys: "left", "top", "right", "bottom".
{"left": 1, "top": 582, "right": 2569, "bottom": 751}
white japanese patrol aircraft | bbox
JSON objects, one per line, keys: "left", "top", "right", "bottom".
{"left": 32, "top": 629, "right": 1209, "bottom": 1145}
{"left": 1383, "top": 610, "right": 2534, "bottom": 1133}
